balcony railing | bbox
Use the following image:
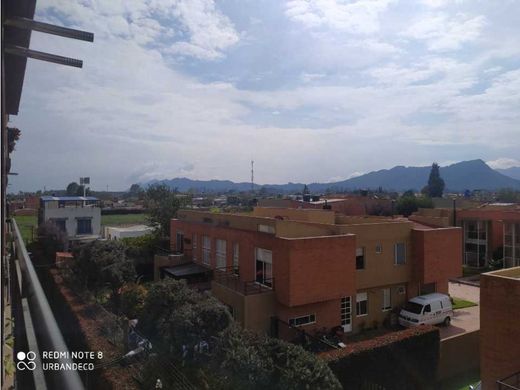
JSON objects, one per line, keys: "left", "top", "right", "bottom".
{"left": 213, "top": 267, "right": 274, "bottom": 295}
{"left": 498, "top": 372, "right": 520, "bottom": 390}
{"left": 8, "top": 219, "right": 85, "bottom": 390}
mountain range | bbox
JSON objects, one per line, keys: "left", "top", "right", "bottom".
{"left": 145, "top": 160, "right": 520, "bottom": 193}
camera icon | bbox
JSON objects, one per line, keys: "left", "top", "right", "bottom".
{"left": 16, "top": 351, "right": 37, "bottom": 371}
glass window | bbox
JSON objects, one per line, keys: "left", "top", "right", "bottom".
{"left": 77, "top": 218, "right": 92, "bottom": 235}
{"left": 382, "top": 288, "right": 391, "bottom": 311}
{"left": 202, "top": 236, "right": 211, "bottom": 265}
{"left": 233, "top": 243, "right": 239, "bottom": 274}
{"left": 192, "top": 234, "right": 198, "bottom": 261}
{"left": 376, "top": 244, "right": 382, "bottom": 254}
{"left": 289, "top": 314, "right": 316, "bottom": 327}
{"left": 356, "top": 247, "right": 365, "bottom": 270}
{"left": 216, "top": 239, "right": 227, "bottom": 269}
{"left": 356, "top": 292, "right": 368, "bottom": 316}
{"left": 394, "top": 243, "right": 406, "bottom": 265}
{"left": 255, "top": 248, "right": 273, "bottom": 287}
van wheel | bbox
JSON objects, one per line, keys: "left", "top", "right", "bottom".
{"left": 443, "top": 316, "right": 451, "bottom": 326}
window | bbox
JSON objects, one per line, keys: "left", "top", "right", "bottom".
{"left": 202, "top": 236, "right": 211, "bottom": 265}
{"left": 76, "top": 218, "right": 92, "bottom": 235}
{"left": 382, "top": 288, "right": 391, "bottom": 311}
{"left": 356, "top": 247, "right": 365, "bottom": 270}
{"left": 341, "top": 297, "right": 352, "bottom": 332}
{"left": 258, "top": 224, "right": 275, "bottom": 234}
{"left": 376, "top": 243, "right": 382, "bottom": 254}
{"left": 51, "top": 218, "right": 66, "bottom": 232}
{"left": 233, "top": 243, "right": 239, "bottom": 275}
{"left": 216, "top": 239, "right": 227, "bottom": 269}
{"left": 192, "top": 234, "right": 198, "bottom": 261}
{"left": 394, "top": 243, "right": 406, "bottom": 265}
{"left": 423, "top": 304, "right": 431, "bottom": 313}
{"left": 356, "top": 292, "right": 368, "bottom": 316}
{"left": 176, "top": 231, "right": 184, "bottom": 253}
{"left": 397, "top": 285, "right": 406, "bottom": 295}
{"left": 289, "top": 314, "right": 316, "bottom": 327}
{"left": 255, "top": 248, "right": 273, "bottom": 287}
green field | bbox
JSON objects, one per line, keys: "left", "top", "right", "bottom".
{"left": 13, "top": 213, "right": 149, "bottom": 244}
{"left": 101, "top": 213, "right": 149, "bottom": 226}
{"left": 452, "top": 297, "right": 478, "bottom": 310}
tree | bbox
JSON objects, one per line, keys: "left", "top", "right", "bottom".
{"left": 66, "top": 182, "right": 80, "bottom": 196}
{"left": 423, "top": 163, "right": 445, "bottom": 198}
{"left": 303, "top": 184, "right": 310, "bottom": 195}
{"left": 7, "top": 127, "right": 21, "bottom": 154}
{"left": 129, "top": 183, "right": 143, "bottom": 194}
{"left": 396, "top": 193, "right": 433, "bottom": 217}
{"left": 37, "top": 221, "right": 68, "bottom": 260}
{"left": 145, "top": 184, "right": 188, "bottom": 237}
{"left": 72, "top": 240, "right": 136, "bottom": 301}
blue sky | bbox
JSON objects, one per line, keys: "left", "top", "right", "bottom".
{"left": 9, "top": 0, "right": 520, "bottom": 191}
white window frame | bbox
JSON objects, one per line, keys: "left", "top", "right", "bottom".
{"left": 216, "top": 239, "right": 227, "bottom": 269}
{"left": 356, "top": 292, "right": 368, "bottom": 317}
{"left": 233, "top": 243, "right": 239, "bottom": 274}
{"left": 255, "top": 248, "right": 273, "bottom": 287}
{"left": 356, "top": 247, "right": 365, "bottom": 270}
{"left": 202, "top": 236, "right": 211, "bottom": 265}
{"left": 394, "top": 243, "right": 406, "bottom": 265}
{"left": 192, "top": 234, "right": 198, "bottom": 262}
{"left": 382, "top": 288, "right": 391, "bottom": 311}
{"left": 289, "top": 314, "right": 316, "bottom": 327}
{"left": 376, "top": 243, "right": 383, "bottom": 254}
{"left": 258, "top": 224, "right": 275, "bottom": 234}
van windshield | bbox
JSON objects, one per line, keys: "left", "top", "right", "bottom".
{"left": 404, "top": 302, "right": 424, "bottom": 314}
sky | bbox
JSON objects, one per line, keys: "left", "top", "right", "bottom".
{"left": 9, "top": 0, "right": 520, "bottom": 192}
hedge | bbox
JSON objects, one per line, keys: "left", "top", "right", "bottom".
{"left": 321, "top": 326, "right": 440, "bottom": 390}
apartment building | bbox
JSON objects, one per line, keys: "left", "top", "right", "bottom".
{"left": 167, "top": 207, "right": 462, "bottom": 337}
{"left": 411, "top": 204, "right": 520, "bottom": 268}
{"left": 480, "top": 267, "right": 520, "bottom": 390}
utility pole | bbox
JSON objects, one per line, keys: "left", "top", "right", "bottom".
{"left": 251, "top": 160, "right": 254, "bottom": 194}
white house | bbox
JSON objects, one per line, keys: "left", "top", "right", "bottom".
{"left": 38, "top": 196, "right": 101, "bottom": 240}
{"left": 104, "top": 224, "right": 154, "bottom": 240}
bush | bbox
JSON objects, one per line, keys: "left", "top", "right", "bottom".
{"left": 322, "top": 326, "right": 440, "bottom": 390}
{"left": 119, "top": 283, "right": 148, "bottom": 319}
{"left": 37, "top": 221, "right": 68, "bottom": 260}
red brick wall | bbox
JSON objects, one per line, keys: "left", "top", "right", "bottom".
{"left": 480, "top": 271, "right": 520, "bottom": 390}
{"left": 412, "top": 227, "right": 462, "bottom": 294}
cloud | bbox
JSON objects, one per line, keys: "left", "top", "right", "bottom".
{"left": 285, "top": 0, "right": 395, "bottom": 34}
{"left": 404, "top": 13, "right": 486, "bottom": 51}
{"left": 487, "top": 158, "right": 520, "bottom": 170}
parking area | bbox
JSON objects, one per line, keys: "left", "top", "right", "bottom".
{"left": 440, "top": 282, "right": 480, "bottom": 340}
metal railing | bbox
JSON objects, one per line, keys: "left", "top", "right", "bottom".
{"left": 213, "top": 267, "right": 274, "bottom": 295}
{"left": 9, "top": 219, "right": 85, "bottom": 390}
{"left": 498, "top": 372, "right": 520, "bottom": 390}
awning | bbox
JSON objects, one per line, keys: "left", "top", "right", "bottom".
{"left": 162, "top": 263, "right": 211, "bottom": 278}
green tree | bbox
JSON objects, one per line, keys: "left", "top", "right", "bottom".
{"left": 66, "top": 182, "right": 80, "bottom": 196}
{"left": 396, "top": 193, "right": 433, "bottom": 217}
{"left": 37, "top": 221, "right": 68, "bottom": 260}
{"left": 129, "top": 183, "right": 143, "bottom": 194}
{"left": 145, "top": 184, "right": 188, "bottom": 237}
{"left": 72, "top": 240, "right": 136, "bottom": 301}
{"left": 496, "top": 188, "right": 520, "bottom": 203}
{"left": 423, "top": 163, "right": 445, "bottom": 198}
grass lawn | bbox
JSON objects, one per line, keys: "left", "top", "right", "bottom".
{"left": 13, "top": 215, "right": 37, "bottom": 244}
{"left": 452, "top": 297, "right": 478, "bottom": 310}
{"left": 101, "top": 213, "right": 149, "bottom": 226}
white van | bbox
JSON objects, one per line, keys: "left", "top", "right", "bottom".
{"left": 399, "top": 293, "right": 453, "bottom": 327}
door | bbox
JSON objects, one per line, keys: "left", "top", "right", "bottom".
{"left": 341, "top": 296, "right": 352, "bottom": 332}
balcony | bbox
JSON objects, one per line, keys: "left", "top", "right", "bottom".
{"left": 6, "top": 219, "right": 85, "bottom": 389}
{"left": 213, "top": 267, "right": 274, "bottom": 295}
{"left": 498, "top": 372, "right": 520, "bottom": 390}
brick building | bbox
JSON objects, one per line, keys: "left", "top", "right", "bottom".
{"left": 480, "top": 267, "right": 520, "bottom": 389}
{"left": 165, "top": 207, "right": 462, "bottom": 337}
{"left": 411, "top": 204, "right": 520, "bottom": 268}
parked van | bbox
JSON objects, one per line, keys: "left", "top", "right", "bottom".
{"left": 399, "top": 293, "right": 453, "bottom": 327}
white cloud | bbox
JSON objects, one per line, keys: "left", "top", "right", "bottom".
{"left": 285, "top": 0, "right": 395, "bottom": 34}
{"left": 487, "top": 158, "right": 520, "bottom": 170}
{"left": 404, "top": 13, "right": 486, "bottom": 51}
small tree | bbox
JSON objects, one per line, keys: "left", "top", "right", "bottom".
{"left": 145, "top": 184, "right": 188, "bottom": 237}
{"left": 66, "top": 182, "right": 80, "bottom": 196}
{"left": 423, "top": 163, "right": 445, "bottom": 198}
{"left": 37, "top": 221, "right": 68, "bottom": 260}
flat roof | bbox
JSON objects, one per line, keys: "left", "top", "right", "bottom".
{"left": 162, "top": 262, "right": 211, "bottom": 278}
{"left": 41, "top": 196, "right": 98, "bottom": 202}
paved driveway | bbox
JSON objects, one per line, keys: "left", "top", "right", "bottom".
{"left": 439, "top": 282, "right": 480, "bottom": 340}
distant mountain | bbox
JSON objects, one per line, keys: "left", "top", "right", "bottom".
{"left": 496, "top": 167, "right": 520, "bottom": 180}
{"left": 144, "top": 160, "right": 520, "bottom": 193}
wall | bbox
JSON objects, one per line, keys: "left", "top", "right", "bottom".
{"left": 336, "top": 222, "right": 414, "bottom": 290}
{"left": 412, "top": 227, "right": 462, "bottom": 294}
{"left": 480, "top": 268, "right": 520, "bottom": 390}
{"left": 43, "top": 206, "right": 101, "bottom": 237}
{"left": 252, "top": 207, "right": 335, "bottom": 224}
{"left": 438, "top": 331, "right": 480, "bottom": 381}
